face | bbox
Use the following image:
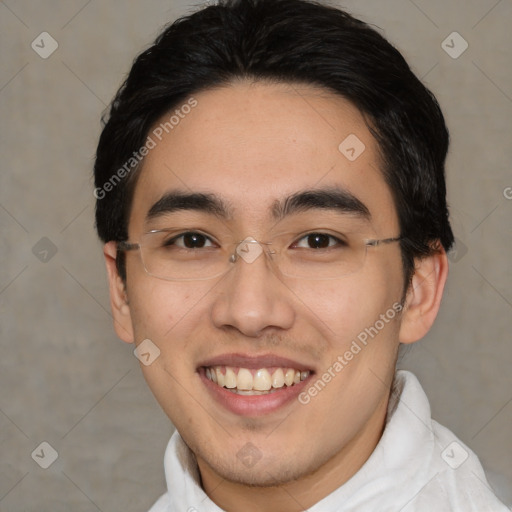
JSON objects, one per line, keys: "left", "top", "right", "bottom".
{"left": 112, "top": 81, "right": 410, "bottom": 489}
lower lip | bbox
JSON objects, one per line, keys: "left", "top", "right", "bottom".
{"left": 199, "top": 368, "right": 312, "bottom": 416}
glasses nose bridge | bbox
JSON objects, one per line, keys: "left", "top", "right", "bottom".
{"left": 229, "top": 236, "right": 276, "bottom": 267}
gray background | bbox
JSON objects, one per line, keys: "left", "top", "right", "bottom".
{"left": 0, "top": 0, "right": 511, "bottom": 510}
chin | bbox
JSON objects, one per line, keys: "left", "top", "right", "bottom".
{"left": 212, "top": 457, "right": 308, "bottom": 487}
{"left": 196, "top": 439, "right": 326, "bottom": 488}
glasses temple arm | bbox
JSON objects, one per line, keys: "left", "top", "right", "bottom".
{"left": 365, "top": 236, "right": 403, "bottom": 247}
{"left": 117, "top": 241, "right": 140, "bottom": 252}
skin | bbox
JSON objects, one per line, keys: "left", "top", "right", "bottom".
{"left": 104, "top": 80, "right": 448, "bottom": 512}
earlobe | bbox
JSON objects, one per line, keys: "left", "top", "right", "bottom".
{"left": 103, "top": 241, "right": 135, "bottom": 344}
{"left": 398, "top": 247, "right": 449, "bottom": 344}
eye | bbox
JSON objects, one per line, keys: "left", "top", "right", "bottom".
{"left": 293, "top": 233, "right": 346, "bottom": 250}
{"left": 164, "top": 231, "right": 215, "bottom": 249}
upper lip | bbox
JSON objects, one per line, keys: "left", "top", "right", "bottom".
{"left": 197, "top": 353, "right": 316, "bottom": 372}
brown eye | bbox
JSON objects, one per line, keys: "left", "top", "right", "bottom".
{"left": 165, "top": 232, "right": 214, "bottom": 249}
{"left": 294, "top": 233, "right": 344, "bottom": 249}
{"left": 182, "top": 232, "right": 209, "bottom": 248}
{"left": 306, "top": 234, "right": 330, "bottom": 249}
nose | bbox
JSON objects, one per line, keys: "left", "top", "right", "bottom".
{"left": 210, "top": 239, "right": 295, "bottom": 338}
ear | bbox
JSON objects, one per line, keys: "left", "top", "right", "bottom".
{"left": 398, "top": 247, "right": 449, "bottom": 344}
{"left": 103, "top": 241, "right": 135, "bottom": 343}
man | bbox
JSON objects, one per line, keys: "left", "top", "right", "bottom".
{"left": 93, "top": 0, "right": 509, "bottom": 510}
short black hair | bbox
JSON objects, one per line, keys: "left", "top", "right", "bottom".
{"left": 94, "top": 0, "right": 454, "bottom": 287}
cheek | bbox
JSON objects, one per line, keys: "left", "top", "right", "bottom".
{"left": 295, "top": 269, "right": 403, "bottom": 372}
{"left": 127, "top": 281, "right": 208, "bottom": 419}
{"left": 127, "top": 276, "right": 200, "bottom": 341}
{"left": 290, "top": 278, "right": 390, "bottom": 344}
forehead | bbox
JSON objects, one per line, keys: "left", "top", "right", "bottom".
{"left": 129, "top": 80, "right": 398, "bottom": 234}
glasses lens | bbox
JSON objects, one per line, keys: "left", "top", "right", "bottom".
{"left": 139, "top": 230, "right": 228, "bottom": 281}
{"left": 137, "top": 228, "right": 370, "bottom": 281}
{"left": 274, "top": 232, "right": 367, "bottom": 279}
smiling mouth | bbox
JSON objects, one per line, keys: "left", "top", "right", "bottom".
{"left": 203, "top": 366, "right": 311, "bottom": 395}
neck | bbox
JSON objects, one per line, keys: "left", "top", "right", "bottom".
{"left": 197, "top": 390, "right": 390, "bottom": 512}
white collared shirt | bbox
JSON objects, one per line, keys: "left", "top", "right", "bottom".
{"left": 148, "top": 370, "right": 509, "bottom": 511}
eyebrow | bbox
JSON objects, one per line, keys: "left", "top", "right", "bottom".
{"left": 146, "top": 186, "right": 371, "bottom": 223}
{"left": 273, "top": 186, "right": 370, "bottom": 221}
{"left": 147, "top": 191, "right": 230, "bottom": 221}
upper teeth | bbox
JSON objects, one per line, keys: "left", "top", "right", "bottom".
{"left": 205, "top": 366, "right": 310, "bottom": 392}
